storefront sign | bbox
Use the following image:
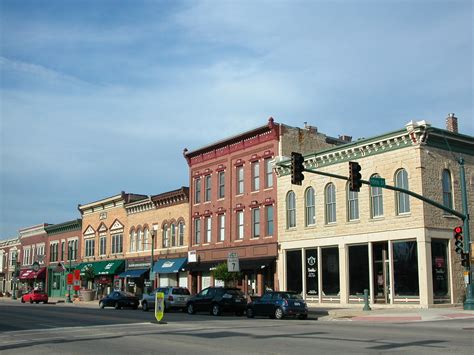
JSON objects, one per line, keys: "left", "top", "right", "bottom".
{"left": 227, "top": 252, "right": 240, "bottom": 272}
{"left": 155, "top": 292, "right": 165, "bottom": 322}
{"left": 306, "top": 249, "right": 318, "bottom": 296}
{"left": 188, "top": 250, "right": 197, "bottom": 263}
{"left": 127, "top": 261, "right": 151, "bottom": 269}
{"left": 128, "top": 281, "right": 136, "bottom": 287}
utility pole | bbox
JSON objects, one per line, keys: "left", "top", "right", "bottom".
{"left": 66, "top": 246, "right": 73, "bottom": 303}
{"left": 11, "top": 253, "right": 17, "bottom": 300}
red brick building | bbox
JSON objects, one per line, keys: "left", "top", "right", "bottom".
{"left": 183, "top": 118, "right": 343, "bottom": 296}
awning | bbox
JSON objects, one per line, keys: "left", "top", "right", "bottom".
{"left": 19, "top": 267, "right": 47, "bottom": 280}
{"left": 75, "top": 260, "right": 125, "bottom": 276}
{"left": 118, "top": 269, "right": 149, "bottom": 278}
{"left": 186, "top": 257, "right": 275, "bottom": 272}
{"left": 153, "top": 258, "right": 187, "bottom": 274}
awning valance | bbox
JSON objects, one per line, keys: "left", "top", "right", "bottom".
{"left": 19, "top": 267, "right": 46, "bottom": 280}
{"left": 153, "top": 258, "right": 187, "bottom": 274}
{"left": 75, "top": 260, "right": 125, "bottom": 276}
{"left": 118, "top": 269, "right": 149, "bottom": 278}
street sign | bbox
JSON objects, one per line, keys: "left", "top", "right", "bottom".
{"left": 369, "top": 177, "right": 386, "bottom": 187}
{"left": 67, "top": 273, "right": 74, "bottom": 285}
{"left": 155, "top": 292, "right": 165, "bottom": 322}
{"left": 31, "top": 261, "right": 40, "bottom": 272}
{"left": 67, "top": 284, "right": 72, "bottom": 291}
{"left": 227, "top": 252, "right": 240, "bottom": 272}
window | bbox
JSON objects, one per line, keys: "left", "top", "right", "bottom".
{"left": 236, "top": 211, "right": 244, "bottom": 239}
{"left": 252, "top": 161, "right": 260, "bottom": 191}
{"left": 305, "top": 187, "right": 316, "bottom": 226}
{"left": 170, "top": 224, "right": 176, "bottom": 247}
{"left": 218, "top": 171, "right": 225, "bottom": 199}
{"left": 143, "top": 229, "right": 150, "bottom": 250}
{"left": 218, "top": 214, "right": 225, "bottom": 241}
{"left": 347, "top": 184, "right": 359, "bottom": 221}
{"left": 265, "top": 158, "right": 273, "bottom": 188}
{"left": 61, "top": 241, "right": 65, "bottom": 261}
{"left": 99, "top": 236, "right": 106, "bottom": 256}
{"left": 85, "top": 239, "right": 95, "bottom": 257}
{"left": 194, "top": 219, "right": 201, "bottom": 244}
{"left": 67, "top": 240, "right": 77, "bottom": 261}
{"left": 162, "top": 225, "right": 169, "bottom": 248}
{"left": 348, "top": 244, "right": 369, "bottom": 296}
{"left": 130, "top": 231, "right": 136, "bottom": 252}
{"left": 370, "top": 174, "right": 384, "bottom": 218}
{"left": 322, "top": 247, "right": 340, "bottom": 296}
{"left": 112, "top": 234, "right": 123, "bottom": 254}
{"left": 50, "top": 243, "right": 59, "bottom": 262}
{"left": 194, "top": 177, "right": 201, "bottom": 204}
{"left": 138, "top": 230, "right": 144, "bottom": 251}
{"left": 266, "top": 206, "right": 274, "bottom": 236}
{"left": 393, "top": 241, "right": 419, "bottom": 296}
{"left": 325, "top": 183, "right": 336, "bottom": 224}
{"left": 205, "top": 217, "right": 212, "bottom": 243}
{"left": 286, "top": 191, "right": 296, "bottom": 228}
{"left": 23, "top": 248, "right": 31, "bottom": 265}
{"left": 236, "top": 166, "right": 244, "bottom": 194}
{"left": 205, "top": 175, "right": 211, "bottom": 201}
{"left": 252, "top": 208, "right": 260, "bottom": 238}
{"left": 442, "top": 169, "right": 453, "bottom": 212}
{"left": 178, "top": 222, "right": 185, "bottom": 246}
{"left": 395, "top": 169, "right": 410, "bottom": 214}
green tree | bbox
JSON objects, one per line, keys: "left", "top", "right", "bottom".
{"left": 83, "top": 266, "right": 95, "bottom": 289}
{"left": 212, "top": 263, "right": 242, "bottom": 287}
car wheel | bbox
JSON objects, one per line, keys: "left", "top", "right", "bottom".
{"left": 43, "top": 301, "right": 48, "bottom": 304}
{"left": 21, "top": 297, "right": 25, "bottom": 303}
{"left": 274, "top": 307, "right": 284, "bottom": 320}
{"left": 211, "top": 304, "right": 221, "bottom": 316}
{"left": 99, "top": 301, "right": 105, "bottom": 309}
{"left": 187, "top": 303, "right": 195, "bottom": 315}
{"left": 142, "top": 301, "right": 148, "bottom": 312}
{"left": 29, "top": 298, "right": 33, "bottom": 304}
{"left": 133, "top": 305, "right": 138, "bottom": 310}
{"left": 114, "top": 302, "right": 121, "bottom": 310}
{"left": 246, "top": 308, "right": 254, "bottom": 318}
{"left": 298, "top": 314, "right": 308, "bottom": 320}
{"left": 36, "top": 301, "right": 39, "bottom": 304}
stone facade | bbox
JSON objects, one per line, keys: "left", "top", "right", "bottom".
{"left": 0, "top": 237, "right": 21, "bottom": 293}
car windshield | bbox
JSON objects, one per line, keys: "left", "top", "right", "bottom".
{"left": 224, "top": 289, "right": 244, "bottom": 296}
{"left": 283, "top": 293, "right": 303, "bottom": 300}
{"left": 172, "top": 288, "right": 190, "bottom": 295}
{"left": 118, "top": 291, "right": 134, "bottom": 297}
{"left": 33, "top": 290, "right": 43, "bottom": 294}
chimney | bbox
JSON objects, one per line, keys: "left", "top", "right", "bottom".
{"left": 339, "top": 135, "right": 352, "bottom": 143}
{"left": 446, "top": 113, "right": 458, "bottom": 133}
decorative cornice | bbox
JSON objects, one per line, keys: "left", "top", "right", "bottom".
{"left": 19, "top": 224, "right": 50, "bottom": 238}
{"left": 45, "top": 219, "right": 82, "bottom": 236}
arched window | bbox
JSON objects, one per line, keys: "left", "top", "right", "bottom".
{"left": 162, "top": 224, "right": 169, "bottom": 248}
{"left": 143, "top": 228, "right": 149, "bottom": 250}
{"left": 130, "top": 230, "right": 135, "bottom": 252}
{"left": 286, "top": 191, "right": 296, "bottom": 228}
{"left": 305, "top": 187, "right": 315, "bottom": 226}
{"left": 325, "top": 183, "right": 336, "bottom": 224}
{"left": 347, "top": 182, "right": 359, "bottom": 221}
{"left": 171, "top": 223, "right": 176, "bottom": 247}
{"left": 137, "top": 230, "right": 143, "bottom": 251}
{"left": 178, "top": 221, "right": 185, "bottom": 246}
{"left": 442, "top": 169, "right": 453, "bottom": 212}
{"left": 370, "top": 174, "right": 384, "bottom": 218}
{"left": 395, "top": 169, "right": 410, "bottom": 214}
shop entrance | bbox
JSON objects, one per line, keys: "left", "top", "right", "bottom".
{"left": 373, "top": 242, "right": 390, "bottom": 304}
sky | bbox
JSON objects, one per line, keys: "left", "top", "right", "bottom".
{"left": 0, "top": 0, "right": 472, "bottom": 239}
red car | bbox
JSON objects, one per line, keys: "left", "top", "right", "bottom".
{"left": 21, "top": 290, "right": 49, "bottom": 304}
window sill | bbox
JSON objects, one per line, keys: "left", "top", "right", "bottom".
{"left": 395, "top": 213, "right": 411, "bottom": 218}
{"left": 263, "top": 187, "right": 273, "bottom": 191}
{"left": 264, "top": 235, "right": 273, "bottom": 239}
{"left": 346, "top": 219, "right": 360, "bottom": 223}
{"left": 304, "top": 224, "right": 317, "bottom": 229}
{"left": 250, "top": 236, "right": 260, "bottom": 240}
{"left": 442, "top": 214, "right": 458, "bottom": 219}
{"left": 369, "top": 217, "right": 385, "bottom": 222}
{"left": 324, "top": 223, "right": 337, "bottom": 227}
{"left": 234, "top": 239, "right": 243, "bottom": 242}
{"left": 286, "top": 227, "right": 297, "bottom": 231}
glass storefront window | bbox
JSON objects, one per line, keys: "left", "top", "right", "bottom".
{"left": 305, "top": 249, "right": 318, "bottom": 296}
{"left": 431, "top": 239, "right": 449, "bottom": 298}
{"left": 393, "top": 241, "right": 419, "bottom": 296}
{"left": 322, "top": 247, "right": 339, "bottom": 296}
{"left": 348, "top": 244, "right": 369, "bottom": 296}
{"left": 286, "top": 250, "right": 302, "bottom": 294}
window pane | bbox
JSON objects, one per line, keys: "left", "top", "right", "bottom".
{"left": 218, "top": 171, "right": 225, "bottom": 199}
{"left": 305, "top": 249, "right": 318, "bottom": 296}
{"left": 396, "top": 169, "right": 410, "bottom": 214}
{"left": 348, "top": 189, "right": 359, "bottom": 221}
{"left": 393, "top": 241, "right": 419, "bottom": 296}
{"left": 219, "top": 215, "right": 225, "bottom": 241}
{"left": 194, "top": 219, "right": 201, "bottom": 244}
{"left": 237, "top": 166, "right": 244, "bottom": 194}
{"left": 370, "top": 175, "right": 384, "bottom": 217}
{"left": 205, "top": 175, "right": 211, "bottom": 201}
{"left": 252, "top": 162, "right": 260, "bottom": 191}
{"left": 348, "top": 245, "right": 369, "bottom": 295}
{"left": 305, "top": 187, "right": 315, "bottom": 226}
{"left": 287, "top": 191, "right": 296, "bottom": 228}
{"left": 442, "top": 170, "right": 453, "bottom": 211}
{"left": 322, "top": 247, "right": 339, "bottom": 296}
{"left": 194, "top": 178, "right": 201, "bottom": 203}
{"left": 286, "top": 250, "right": 302, "bottom": 294}
{"left": 266, "top": 206, "right": 274, "bottom": 236}
{"left": 431, "top": 239, "right": 449, "bottom": 298}
{"left": 252, "top": 208, "right": 260, "bottom": 238}
{"left": 237, "top": 211, "right": 244, "bottom": 239}
{"left": 205, "top": 217, "right": 212, "bottom": 243}
{"left": 325, "top": 184, "right": 336, "bottom": 223}
{"left": 265, "top": 158, "right": 273, "bottom": 188}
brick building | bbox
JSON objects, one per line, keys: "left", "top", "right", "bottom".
{"left": 183, "top": 117, "right": 345, "bottom": 296}
{"left": 0, "top": 237, "right": 21, "bottom": 294}
{"left": 275, "top": 116, "right": 473, "bottom": 308}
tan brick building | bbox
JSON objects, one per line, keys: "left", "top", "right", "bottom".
{"left": 275, "top": 117, "right": 473, "bottom": 308}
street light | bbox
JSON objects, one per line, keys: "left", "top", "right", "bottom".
{"left": 150, "top": 226, "right": 157, "bottom": 291}
{"left": 11, "top": 253, "right": 17, "bottom": 300}
{"left": 66, "top": 246, "right": 73, "bottom": 303}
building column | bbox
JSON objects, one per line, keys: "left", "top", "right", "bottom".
{"left": 339, "top": 244, "right": 348, "bottom": 305}
{"left": 301, "top": 248, "right": 306, "bottom": 299}
{"left": 256, "top": 271, "right": 263, "bottom": 296}
{"left": 210, "top": 273, "right": 215, "bottom": 287}
{"left": 317, "top": 247, "right": 322, "bottom": 304}
{"left": 368, "top": 242, "right": 374, "bottom": 304}
{"left": 418, "top": 237, "right": 433, "bottom": 308}
{"left": 197, "top": 272, "right": 202, "bottom": 293}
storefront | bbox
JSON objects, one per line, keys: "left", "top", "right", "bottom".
{"left": 18, "top": 267, "right": 46, "bottom": 293}
{"left": 118, "top": 260, "right": 150, "bottom": 296}
{"left": 47, "top": 263, "right": 73, "bottom": 298}
{"left": 75, "top": 260, "right": 125, "bottom": 298}
{"left": 153, "top": 257, "right": 188, "bottom": 288}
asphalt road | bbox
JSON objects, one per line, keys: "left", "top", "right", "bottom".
{"left": 1, "top": 303, "right": 473, "bottom": 354}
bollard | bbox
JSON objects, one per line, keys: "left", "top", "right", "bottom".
{"left": 363, "top": 289, "right": 371, "bottom": 311}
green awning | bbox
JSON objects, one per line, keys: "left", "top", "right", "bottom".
{"left": 75, "top": 260, "right": 125, "bottom": 276}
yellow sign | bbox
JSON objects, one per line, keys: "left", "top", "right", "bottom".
{"left": 155, "top": 292, "right": 165, "bottom": 322}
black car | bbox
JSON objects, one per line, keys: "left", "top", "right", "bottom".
{"left": 186, "top": 287, "right": 247, "bottom": 316}
{"left": 246, "top": 291, "right": 308, "bottom": 319}
{"left": 99, "top": 291, "right": 139, "bottom": 310}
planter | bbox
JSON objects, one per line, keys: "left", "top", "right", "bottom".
{"left": 80, "top": 289, "right": 96, "bottom": 302}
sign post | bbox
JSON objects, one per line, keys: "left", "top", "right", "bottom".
{"left": 155, "top": 291, "right": 165, "bottom": 323}
{"left": 227, "top": 252, "right": 240, "bottom": 272}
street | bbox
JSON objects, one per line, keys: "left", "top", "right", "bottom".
{"left": 1, "top": 303, "right": 473, "bottom": 354}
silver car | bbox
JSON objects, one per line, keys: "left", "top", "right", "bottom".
{"left": 141, "top": 286, "right": 191, "bottom": 312}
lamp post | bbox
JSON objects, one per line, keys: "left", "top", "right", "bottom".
{"left": 150, "top": 228, "right": 156, "bottom": 291}
{"left": 66, "top": 246, "right": 73, "bottom": 303}
{"left": 11, "top": 253, "right": 17, "bottom": 300}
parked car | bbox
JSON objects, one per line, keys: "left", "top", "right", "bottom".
{"left": 141, "top": 287, "right": 191, "bottom": 312}
{"left": 99, "top": 291, "right": 139, "bottom": 310}
{"left": 246, "top": 291, "right": 308, "bottom": 319}
{"left": 186, "top": 287, "right": 247, "bottom": 316}
{"left": 21, "top": 290, "right": 48, "bottom": 304}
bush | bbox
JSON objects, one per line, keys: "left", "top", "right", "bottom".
{"left": 212, "top": 263, "right": 242, "bottom": 287}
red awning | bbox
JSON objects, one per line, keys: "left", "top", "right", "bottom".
{"left": 19, "top": 267, "right": 46, "bottom": 280}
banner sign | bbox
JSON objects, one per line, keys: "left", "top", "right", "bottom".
{"left": 305, "top": 249, "right": 318, "bottom": 296}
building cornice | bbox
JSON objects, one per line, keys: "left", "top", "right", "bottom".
{"left": 19, "top": 224, "right": 50, "bottom": 239}
{"left": 45, "top": 219, "right": 82, "bottom": 235}
{"left": 78, "top": 192, "right": 148, "bottom": 215}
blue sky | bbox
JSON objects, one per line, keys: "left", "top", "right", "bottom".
{"left": 0, "top": 0, "right": 472, "bottom": 239}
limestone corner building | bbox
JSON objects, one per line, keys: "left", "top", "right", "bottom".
{"left": 275, "top": 117, "right": 473, "bottom": 308}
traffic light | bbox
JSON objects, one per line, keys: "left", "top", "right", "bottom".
{"left": 461, "top": 252, "right": 470, "bottom": 268}
{"left": 349, "top": 161, "right": 362, "bottom": 192}
{"left": 291, "top": 152, "right": 305, "bottom": 185}
{"left": 454, "top": 226, "right": 463, "bottom": 254}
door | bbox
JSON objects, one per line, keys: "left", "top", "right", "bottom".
{"left": 258, "top": 293, "right": 273, "bottom": 316}
{"left": 373, "top": 242, "right": 390, "bottom": 304}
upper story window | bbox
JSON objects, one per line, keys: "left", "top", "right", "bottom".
{"left": 266, "top": 205, "right": 274, "bottom": 236}
{"left": 265, "top": 158, "right": 273, "bottom": 188}
{"left": 325, "top": 183, "right": 336, "bottom": 224}
{"left": 218, "top": 214, "right": 225, "bottom": 242}
{"left": 442, "top": 169, "right": 453, "bottom": 213}
{"left": 50, "top": 243, "right": 59, "bottom": 262}
{"left": 370, "top": 174, "right": 384, "bottom": 218}
{"left": 395, "top": 169, "right": 410, "bottom": 215}
{"left": 305, "top": 187, "right": 316, "bottom": 226}
{"left": 9, "top": 251, "right": 18, "bottom": 266}
{"left": 205, "top": 217, "right": 212, "bottom": 243}
{"left": 170, "top": 224, "right": 176, "bottom": 247}
{"left": 143, "top": 229, "right": 150, "bottom": 250}
{"left": 112, "top": 234, "right": 123, "bottom": 254}
{"left": 162, "top": 225, "right": 169, "bottom": 248}
{"left": 85, "top": 239, "right": 95, "bottom": 258}
{"left": 36, "top": 244, "right": 45, "bottom": 261}
{"left": 236, "top": 166, "right": 244, "bottom": 195}
{"left": 252, "top": 208, "right": 260, "bottom": 238}
{"left": 194, "top": 177, "right": 201, "bottom": 204}
{"left": 23, "top": 248, "right": 31, "bottom": 265}
{"left": 178, "top": 221, "right": 185, "bottom": 246}
{"left": 67, "top": 240, "right": 78, "bottom": 261}
{"left": 252, "top": 161, "right": 260, "bottom": 191}
{"left": 137, "top": 230, "right": 144, "bottom": 251}
{"left": 205, "top": 175, "right": 212, "bottom": 202}
{"left": 347, "top": 183, "right": 359, "bottom": 221}
{"left": 99, "top": 236, "right": 107, "bottom": 256}
{"left": 130, "top": 231, "right": 136, "bottom": 252}
{"left": 218, "top": 171, "right": 225, "bottom": 199}
{"left": 194, "top": 219, "right": 201, "bottom": 245}
{"left": 236, "top": 211, "right": 244, "bottom": 239}
{"left": 286, "top": 191, "right": 296, "bottom": 229}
